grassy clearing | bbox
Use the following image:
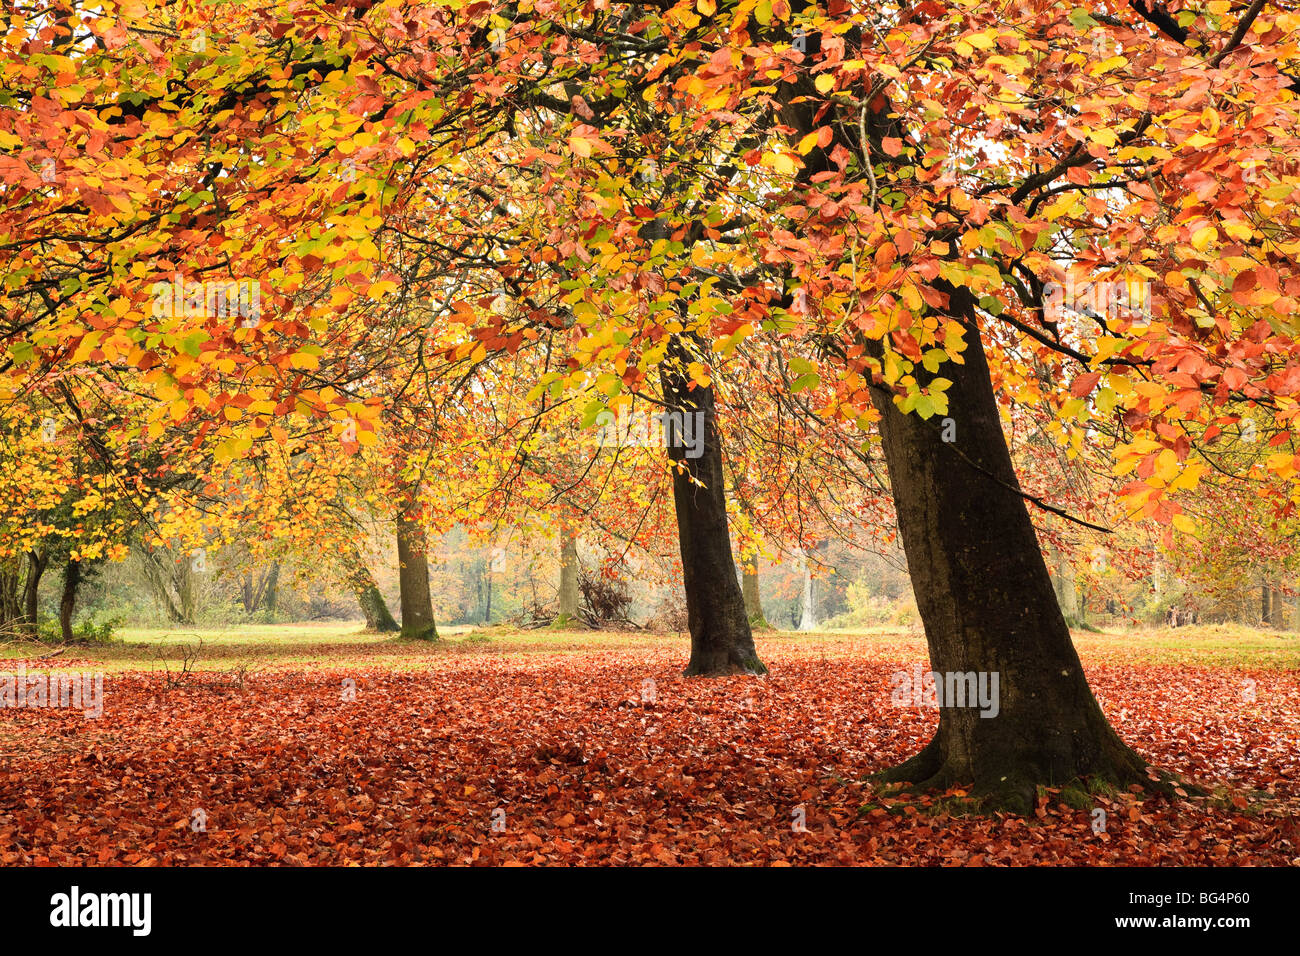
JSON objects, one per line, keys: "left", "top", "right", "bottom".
{"left": 2, "top": 619, "right": 1297, "bottom": 673}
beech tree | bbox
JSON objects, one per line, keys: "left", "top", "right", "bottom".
{"left": 5, "top": 0, "right": 1300, "bottom": 809}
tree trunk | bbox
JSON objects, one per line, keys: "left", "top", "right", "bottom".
{"left": 797, "top": 549, "right": 817, "bottom": 631}
{"left": 741, "top": 553, "right": 769, "bottom": 629}
{"left": 343, "top": 543, "right": 398, "bottom": 632}
{"left": 244, "top": 562, "right": 278, "bottom": 614}
{"left": 359, "top": 581, "right": 399, "bottom": 632}
{"left": 558, "top": 532, "right": 580, "bottom": 622}
{"left": 1261, "top": 582, "right": 1273, "bottom": 627}
{"left": 137, "top": 546, "right": 189, "bottom": 624}
{"left": 58, "top": 558, "right": 82, "bottom": 643}
{"left": 396, "top": 509, "right": 437, "bottom": 640}
{"left": 865, "top": 291, "right": 1155, "bottom": 809}
{"left": 769, "top": 11, "right": 1161, "bottom": 807}
{"left": 262, "top": 562, "right": 279, "bottom": 614}
{"left": 1051, "top": 545, "right": 1079, "bottom": 623}
{"left": 662, "top": 333, "right": 764, "bottom": 675}
{"left": 22, "top": 548, "right": 46, "bottom": 634}
{"left": 0, "top": 557, "right": 22, "bottom": 631}
{"left": 177, "top": 556, "right": 196, "bottom": 624}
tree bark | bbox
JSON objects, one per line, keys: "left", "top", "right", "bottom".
{"left": 22, "top": 548, "right": 46, "bottom": 633}
{"left": 0, "top": 557, "right": 22, "bottom": 631}
{"left": 771, "top": 27, "right": 1161, "bottom": 807}
{"left": 343, "top": 542, "right": 398, "bottom": 633}
{"left": 865, "top": 290, "right": 1156, "bottom": 809}
{"left": 741, "top": 553, "right": 769, "bottom": 629}
{"left": 396, "top": 509, "right": 438, "bottom": 640}
{"left": 137, "top": 545, "right": 198, "bottom": 625}
{"left": 797, "top": 548, "right": 817, "bottom": 631}
{"left": 662, "top": 333, "right": 765, "bottom": 675}
{"left": 58, "top": 558, "right": 82, "bottom": 643}
{"left": 558, "top": 532, "right": 579, "bottom": 622}
{"left": 262, "top": 562, "right": 279, "bottom": 614}
{"left": 1050, "top": 545, "right": 1079, "bottom": 623}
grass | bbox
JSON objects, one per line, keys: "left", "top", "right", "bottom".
{"left": 2, "top": 619, "right": 1297, "bottom": 673}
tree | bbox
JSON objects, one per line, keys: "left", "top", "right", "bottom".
{"left": 558, "top": 532, "right": 580, "bottom": 624}
{"left": 395, "top": 495, "right": 438, "bottom": 641}
{"left": 662, "top": 334, "right": 765, "bottom": 673}
{"left": 7, "top": 0, "right": 1300, "bottom": 808}
{"left": 341, "top": 539, "right": 399, "bottom": 633}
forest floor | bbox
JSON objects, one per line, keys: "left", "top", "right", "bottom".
{"left": 1, "top": 623, "right": 1297, "bottom": 865}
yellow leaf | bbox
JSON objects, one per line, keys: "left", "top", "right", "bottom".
{"left": 814, "top": 74, "right": 835, "bottom": 95}
{"left": 1191, "top": 224, "right": 1217, "bottom": 250}
{"left": 773, "top": 152, "right": 798, "bottom": 176}
{"left": 288, "top": 351, "right": 320, "bottom": 370}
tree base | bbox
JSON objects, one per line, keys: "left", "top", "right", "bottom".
{"left": 682, "top": 650, "right": 767, "bottom": 677}
{"left": 401, "top": 625, "right": 439, "bottom": 641}
{"left": 871, "top": 730, "right": 1196, "bottom": 814}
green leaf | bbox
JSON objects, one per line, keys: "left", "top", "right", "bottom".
{"left": 791, "top": 372, "right": 820, "bottom": 392}
{"left": 580, "top": 400, "right": 608, "bottom": 428}
{"left": 1068, "top": 8, "right": 1098, "bottom": 30}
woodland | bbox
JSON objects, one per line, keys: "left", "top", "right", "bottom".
{"left": 1, "top": 0, "right": 1299, "bottom": 867}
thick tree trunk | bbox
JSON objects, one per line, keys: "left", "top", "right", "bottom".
{"left": 741, "top": 553, "right": 769, "bottom": 629}
{"left": 558, "top": 533, "right": 579, "bottom": 622}
{"left": 1261, "top": 583, "right": 1274, "bottom": 627}
{"left": 396, "top": 509, "right": 438, "bottom": 640}
{"left": 662, "top": 334, "right": 764, "bottom": 676}
{"left": 866, "top": 290, "right": 1155, "bottom": 810}
{"left": 769, "top": 10, "right": 1163, "bottom": 808}
{"left": 58, "top": 558, "right": 82, "bottom": 643}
